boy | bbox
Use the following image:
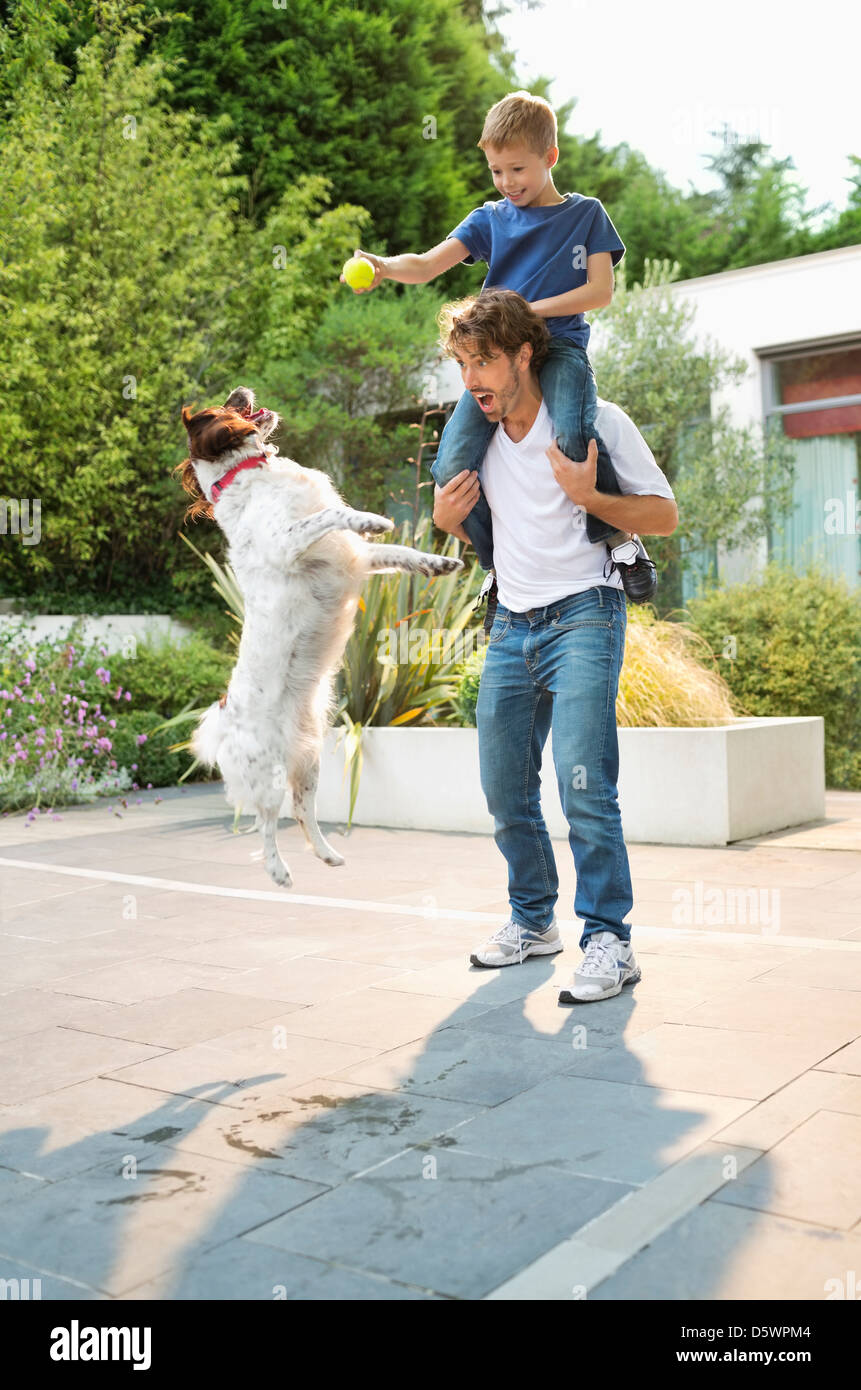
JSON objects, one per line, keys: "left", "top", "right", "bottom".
{"left": 343, "top": 90, "right": 656, "bottom": 603}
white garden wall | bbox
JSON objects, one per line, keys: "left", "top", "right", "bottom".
{"left": 299, "top": 717, "right": 825, "bottom": 847}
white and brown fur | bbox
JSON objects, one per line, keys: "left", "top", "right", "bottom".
{"left": 176, "top": 387, "right": 461, "bottom": 887}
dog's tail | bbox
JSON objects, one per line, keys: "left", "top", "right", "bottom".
{"left": 191, "top": 701, "right": 224, "bottom": 769}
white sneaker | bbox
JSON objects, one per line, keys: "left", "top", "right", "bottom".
{"left": 559, "top": 929, "right": 640, "bottom": 1002}
{"left": 471, "top": 918, "right": 563, "bottom": 969}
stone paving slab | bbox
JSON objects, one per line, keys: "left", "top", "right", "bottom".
{"left": 244, "top": 1145, "right": 632, "bottom": 1300}
{"left": 712, "top": 1108, "right": 861, "bottom": 1229}
{"left": 447, "top": 1075, "right": 754, "bottom": 1185}
{"left": 162, "top": 1079, "right": 480, "bottom": 1187}
{"left": 121, "top": 1242, "right": 441, "bottom": 1301}
{"left": 588, "top": 1203, "right": 861, "bottom": 1301}
{"left": 0, "top": 1145, "right": 325, "bottom": 1297}
{"left": 0, "top": 784, "right": 859, "bottom": 1301}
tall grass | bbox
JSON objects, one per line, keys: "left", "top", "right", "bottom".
{"left": 616, "top": 607, "right": 737, "bottom": 727}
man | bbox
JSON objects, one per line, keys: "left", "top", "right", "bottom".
{"left": 432, "top": 289, "right": 678, "bottom": 1003}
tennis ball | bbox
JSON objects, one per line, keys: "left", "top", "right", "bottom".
{"left": 343, "top": 255, "right": 375, "bottom": 290}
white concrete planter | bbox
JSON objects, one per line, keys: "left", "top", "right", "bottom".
{"left": 297, "top": 717, "right": 825, "bottom": 847}
{"left": 0, "top": 613, "right": 193, "bottom": 653}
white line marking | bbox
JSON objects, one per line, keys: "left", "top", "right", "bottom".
{"left": 0, "top": 856, "right": 859, "bottom": 951}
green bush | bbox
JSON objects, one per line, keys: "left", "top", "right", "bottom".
{"left": 450, "top": 645, "right": 488, "bottom": 728}
{"left": 0, "top": 624, "right": 233, "bottom": 814}
{"left": 110, "top": 635, "right": 233, "bottom": 720}
{"left": 686, "top": 565, "right": 861, "bottom": 789}
{"left": 109, "top": 709, "right": 187, "bottom": 790}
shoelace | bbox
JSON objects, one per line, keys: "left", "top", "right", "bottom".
{"left": 490, "top": 919, "right": 525, "bottom": 964}
{"left": 579, "top": 940, "right": 619, "bottom": 978}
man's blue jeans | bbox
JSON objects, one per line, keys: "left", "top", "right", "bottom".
{"left": 476, "top": 584, "right": 633, "bottom": 948}
{"left": 430, "top": 340, "right": 624, "bottom": 570}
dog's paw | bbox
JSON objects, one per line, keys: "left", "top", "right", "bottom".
{"left": 265, "top": 859, "right": 293, "bottom": 888}
{"left": 352, "top": 511, "right": 395, "bottom": 536}
{"left": 322, "top": 849, "right": 345, "bottom": 867}
{"left": 418, "top": 555, "right": 464, "bottom": 577}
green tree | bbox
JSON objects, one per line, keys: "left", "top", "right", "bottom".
{"left": 591, "top": 261, "right": 795, "bottom": 612}
{"left": 0, "top": 8, "right": 367, "bottom": 603}
{"left": 259, "top": 288, "right": 441, "bottom": 512}
{"left": 809, "top": 155, "right": 861, "bottom": 252}
{"left": 681, "top": 128, "right": 819, "bottom": 276}
{"left": 130, "top": 0, "right": 512, "bottom": 255}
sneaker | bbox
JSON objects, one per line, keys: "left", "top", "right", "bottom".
{"left": 558, "top": 929, "right": 641, "bottom": 1002}
{"left": 604, "top": 535, "right": 657, "bottom": 605}
{"left": 470, "top": 918, "right": 563, "bottom": 969}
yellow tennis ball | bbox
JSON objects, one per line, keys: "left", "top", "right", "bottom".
{"left": 343, "top": 255, "right": 375, "bottom": 290}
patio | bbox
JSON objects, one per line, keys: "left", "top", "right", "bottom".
{"left": 1, "top": 783, "right": 860, "bottom": 1301}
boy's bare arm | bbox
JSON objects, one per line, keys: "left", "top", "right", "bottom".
{"left": 529, "top": 251, "right": 615, "bottom": 318}
{"left": 433, "top": 472, "right": 479, "bottom": 545}
{"left": 342, "top": 239, "right": 469, "bottom": 293}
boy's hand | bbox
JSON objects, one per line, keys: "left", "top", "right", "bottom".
{"left": 546, "top": 437, "right": 599, "bottom": 508}
{"left": 433, "top": 471, "right": 480, "bottom": 532}
{"left": 340, "top": 247, "right": 386, "bottom": 293}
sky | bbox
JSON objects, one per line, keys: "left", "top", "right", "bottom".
{"left": 496, "top": 0, "right": 858, "bottom": 220}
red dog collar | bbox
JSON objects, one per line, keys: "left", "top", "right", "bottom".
{"left": 211, "top": 454, "right": 267, "bottom": 503}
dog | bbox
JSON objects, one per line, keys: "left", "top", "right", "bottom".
{"left": 176, "top": 386, "right": 462, "bottom": 887}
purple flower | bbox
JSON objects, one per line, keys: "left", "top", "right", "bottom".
{"left": 136, "top": 733, "right": 147, "bottom": 746}
{"left": 124, "top": 692, "right": 131, "bottom": 702}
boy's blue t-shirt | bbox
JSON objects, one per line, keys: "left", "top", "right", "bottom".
{"left": 448, "top": 193, "right": 625, "bottom": 347}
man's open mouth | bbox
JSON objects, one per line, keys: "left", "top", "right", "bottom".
{"left": 473, "top": 392, "right": 495, "bottom": 412}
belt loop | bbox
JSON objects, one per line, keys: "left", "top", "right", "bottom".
{"left": 596, "top": 586, "right": 604, "bottom": 607}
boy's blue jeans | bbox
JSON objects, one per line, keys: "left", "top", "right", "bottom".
{"left": 430, "top": 340, "right": 624, "bottom": 570}
{"left": 476, "top": 584, "right": 633, "bottom": 948}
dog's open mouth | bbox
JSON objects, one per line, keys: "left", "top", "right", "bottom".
{"left": 242, "top": 407, "right": 266, "bottom": 422}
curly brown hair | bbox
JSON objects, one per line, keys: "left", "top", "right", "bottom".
{"left": 437, "top": 289, "right": 551, "bottom": 373}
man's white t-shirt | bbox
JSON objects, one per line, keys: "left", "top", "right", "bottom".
{"left": 480, "top": 396, "right": 675, "bottom": 612}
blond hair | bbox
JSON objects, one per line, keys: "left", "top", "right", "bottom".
{"left": 438, "top": 290, "right": 551, "bottom": 373}
{"left": 479, "top": 90, "right": 557, "bottom": 155}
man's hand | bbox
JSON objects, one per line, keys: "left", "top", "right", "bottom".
{"left": 546, "top": 437, "right": 599, "bottom": 508}
{"left": 340, "top": 247, "right": 386, "bottom": 293}
{"left": 433, "top": 470, "right": 480, "bottom": 542}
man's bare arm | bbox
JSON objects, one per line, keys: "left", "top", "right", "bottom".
{"left": 547, "top": 438, "right": 678, "bottom": 536}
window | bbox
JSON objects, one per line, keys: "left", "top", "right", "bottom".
{"left": 763, "top": 341, "right": 861, "bottom": 588}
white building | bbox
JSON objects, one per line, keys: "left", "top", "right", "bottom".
{"left": 424, "top": 244, "right": 861, "bottom": 595}
{"left": 670, "top": 244, "right": 861, "bottom": 594}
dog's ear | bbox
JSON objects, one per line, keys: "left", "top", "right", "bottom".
{"left": 181, "top": 405, "right": 196, "bottom": 430}
{"left": 172, "top": 455, "right": 213, "bottom": 523}
{"left": 205, "top": 418, "right": 255, "bottom": 457}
